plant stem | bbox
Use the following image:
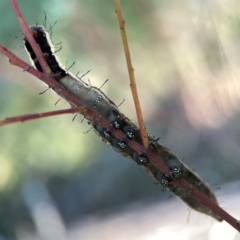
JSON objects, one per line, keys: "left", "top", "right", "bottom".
{"left": 9, "top": 0, "right": 51, "bottom": 74}
{"left": 0, "top": 108, "right": 84, "bottom": 126}
{"left": 114, "top": 0, "right": 149, "bottom": 149}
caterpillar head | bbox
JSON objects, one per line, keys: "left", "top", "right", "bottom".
{"left": 29, "top": 25, "right": 45, "bottom": 38}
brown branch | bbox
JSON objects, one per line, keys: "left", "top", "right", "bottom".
{"left": 0, "top": 108, "right": 84, "bottom": 126}
{"left": 114, "top": 0, "right": 149, "bottom": 149}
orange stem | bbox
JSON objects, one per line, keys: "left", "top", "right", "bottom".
{"left": 114, "top": 0, "right": 149, "bottom": 149}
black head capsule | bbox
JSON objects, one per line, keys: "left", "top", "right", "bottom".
{"left": 122, "top": 125, "right": 135, "bottom": 140}
{"left": 133, "top": 152, "right": 148, "bottom": 165}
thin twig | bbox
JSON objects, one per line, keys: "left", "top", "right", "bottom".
{"left": 9, "top": 0, "right": 51, "bottom": 74}
{"left": 0, "top": 108, "right": 84, "bottom": 126}
{"left": 114, "top": 0, "right": 149, "bottom": 149}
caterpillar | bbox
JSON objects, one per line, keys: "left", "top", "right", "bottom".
{"left": 23, "top": 24, "right": 222, "bottom": 221}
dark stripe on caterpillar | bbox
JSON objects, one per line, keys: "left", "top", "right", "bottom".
{"left": 24, "top": 24, "right": 222, "bottom": 221}
{"left": 24, "top": 25, "right": 66, "bottom": 79}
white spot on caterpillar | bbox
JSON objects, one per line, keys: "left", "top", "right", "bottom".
{"left": 117, "top": 141, "right": 126, "bottom": 149}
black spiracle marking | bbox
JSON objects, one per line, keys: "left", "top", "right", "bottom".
{"left": 112, "top": 138, "right": 128, "bottom": 150}
{"left": 166, "top": 156, "right": 184, "bottom": 178}
{"left": 133, "top": 152, "right": 148, "bottom": 165}
{"left": 117, "top": 141, "right": 127, "bottom": 149}
{"left": 171, "top": 166, "right": 183, "bottom": 178}
{"left": 160, "top": 175, "right": 172, "bottom": 188}
{"left": 92, "top": 123, "right": 112, "bottom": 140}
{"left": 109, "top": 110, "right": 123, "bottom": 129}
{"left": 122, "top": 125, "right": 135, "bottom": 140}
{"left": 102, "top": 129, "right": 111, "bottom": 139}
{"left": 149, "top": 137, "right": 160, "bottom": 149}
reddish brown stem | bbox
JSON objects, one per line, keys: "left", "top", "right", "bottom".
{"left": 0, "top": 108, "right": 84, "bottom": 126}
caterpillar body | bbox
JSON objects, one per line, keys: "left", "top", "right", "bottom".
{"left": 23, "top": 25, "right": 222, "bottom": 221}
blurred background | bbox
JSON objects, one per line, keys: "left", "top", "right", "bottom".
{"left": 0, "top": 0, "right": 240, "bottom": 239}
